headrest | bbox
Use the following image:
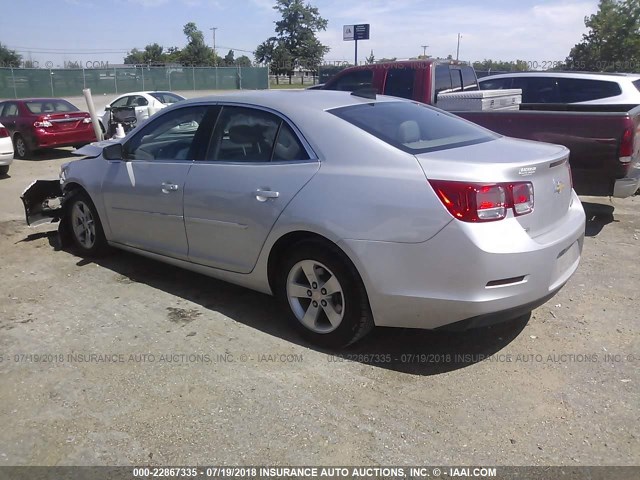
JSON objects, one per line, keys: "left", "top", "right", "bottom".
{"left": 397, "top": 120, "right": 420, "bottom": 143}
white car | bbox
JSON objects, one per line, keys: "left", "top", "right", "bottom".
{"left": 97, "top": 91, "right": 185, "bottom": 132}
{"left": 478, "top": 72, "right": 640, "bottom": 105}
{"left": 0, "top": 122, "right": 14, "bottom": 175}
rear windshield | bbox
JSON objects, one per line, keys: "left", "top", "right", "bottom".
{"left": 149, "top": 92, "right": 185, "bottom": 104}
{"left": 329, "top": 101, "right": 497, "bottom": 154}
{"left": 25, "top": 100, "right": 78, "bottom": 114}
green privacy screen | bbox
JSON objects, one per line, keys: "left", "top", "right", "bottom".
{"left": 0, "top": 66, "right": 269, "bottom": 99}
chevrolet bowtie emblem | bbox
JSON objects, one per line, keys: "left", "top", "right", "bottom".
{"left": 554, "top": 180, "right": 566, "bottom": 194}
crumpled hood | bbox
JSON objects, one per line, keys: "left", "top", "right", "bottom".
{"left": 73, "top": 139, "right": 121, "bottom": 158}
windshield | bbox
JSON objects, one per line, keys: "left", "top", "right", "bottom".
{"left": 149, "top": 92, "right": 185, "bottom": 104}
{"left": 25, "top": 100, "right": 79, "bottom": 114}
{"left": 329, "top": 101, "right": 497, "bottom": 154}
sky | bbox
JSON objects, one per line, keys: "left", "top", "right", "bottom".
{"left": 0, "top": 0, "right": 598, "bottom": 67}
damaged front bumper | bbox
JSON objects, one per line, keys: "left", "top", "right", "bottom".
{"left": 21, "top": 180, "right": 63, "bottom": 226}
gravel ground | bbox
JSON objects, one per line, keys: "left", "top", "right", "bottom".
{"left": 0, "top": 152, "right": 638, "bottom": 467}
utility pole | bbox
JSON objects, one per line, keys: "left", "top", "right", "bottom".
{"left": 456, "top": 33, "right": 462, "bottom": 61}
{"left": 210, "top": 27, "right": 218, "bottom": 66}
{"left": 421, "top": 45, "right": 428, "bottom": 58}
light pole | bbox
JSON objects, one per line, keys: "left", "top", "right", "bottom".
{"left": 210, "top": 27, "right": 218, "bottom": 66}
{"left": 421, "top": 45, "right": 428, "bottom": 58}
{"left": 456, "top": 33, "right": 462, "bottom": 61}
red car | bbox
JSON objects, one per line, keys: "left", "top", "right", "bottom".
{"left": 0, "top": 98, "right": 97, "bottom": 159}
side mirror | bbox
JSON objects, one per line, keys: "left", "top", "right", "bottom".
{"left": 103, "top": 143, "right": 123, "bottom": 161}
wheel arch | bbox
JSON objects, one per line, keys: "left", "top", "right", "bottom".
{"left": 266, "top": 230, "right": 368, "bottom": 300}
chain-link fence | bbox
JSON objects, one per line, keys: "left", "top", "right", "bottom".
{"left": 0, "top": 66, "right": 269, "bottom": 99}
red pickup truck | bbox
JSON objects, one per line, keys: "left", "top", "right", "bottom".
{"left": 321, "top": 60, "right": 640, "bottom": 198}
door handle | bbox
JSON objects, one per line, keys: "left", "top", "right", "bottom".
{"left": 254, "top": 189, "right": 279, "bottom": 202}
{"left": 161, "top": 182, "right": 179, "bottom": 193}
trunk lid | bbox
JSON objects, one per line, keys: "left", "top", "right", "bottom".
{"left": 43, "top": 112, "right": 91, "bottom": 132}
{"left": 415, "top": 136, "right": 573, "bottom": 238}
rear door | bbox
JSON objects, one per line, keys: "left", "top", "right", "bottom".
{"left": 183, "top": 105, "right": 320, "bottom": 273}
{"left": 101, "top": 105, "right": 213, "bottom": 259}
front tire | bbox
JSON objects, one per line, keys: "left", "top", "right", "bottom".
{"left": 278, "top": 241, "right": 374, "bottom": 348}
{"left": 13, "top": 134, "right": 30, "bottom": 159}
{"left": 65, "top": 191, "right": 109, "bottom": 257}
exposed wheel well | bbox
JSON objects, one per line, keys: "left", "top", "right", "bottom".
{"left": 267, "top": 231, "right": 361, "bottom": 295}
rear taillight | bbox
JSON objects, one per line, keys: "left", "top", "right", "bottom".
{"left": 33, "top": 117, "right": 52, "bottom": 128}
{"left": 510, "top": 182, "right": 534, "bottom": 215}
{"left": 619, "top": 127, "right": 633, "bottom": 163}
{"left": 429, "top": 180, "right": 534, "bottom": 222}
{"left": 0, "top": 127, "right": 8, "bottom": 138}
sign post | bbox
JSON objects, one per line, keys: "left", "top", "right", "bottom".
{"left": 343, "top": 24, "right": 370, "bottom": 65}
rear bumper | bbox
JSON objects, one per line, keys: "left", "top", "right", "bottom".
{"left": 342, "top": 192, "right": 586, "bottom": 330}
{"left": 0, "top": 151, "right": 13, "bottom": 166}
{"left": 613, "top": 166, "right": 640, "bottom": 197}
{"left": 27, "top": 127, "right": 96, "bottom": 150}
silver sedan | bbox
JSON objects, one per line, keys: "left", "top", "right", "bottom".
{"left": 24, "top": 90, "right": 586, "bottom": 347}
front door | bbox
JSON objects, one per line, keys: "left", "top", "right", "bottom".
{"left": 101, "top": 105, "right": 211, "bottom": 259}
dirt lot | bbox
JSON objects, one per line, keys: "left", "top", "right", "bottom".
{"left": 0, "top": 152, "right": 638, "bottom": 467}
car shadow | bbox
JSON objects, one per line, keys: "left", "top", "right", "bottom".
{"left": 582, "top": 201, "right": 616, "bottom": 237}
{"left": 23, "top": 148, "right": 77, "bottom": 161}
{"left": 31, "top": 229, "right": 530, "bottom": 376}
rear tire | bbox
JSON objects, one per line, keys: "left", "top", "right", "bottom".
{"left": 277, "top": 241, "right": 374, "bottom": 348}
{"left": 0, "top": 165, "right": 8, "bottom": 176}
{"left": 65, "top": 191, "right": 109, "bottom": 257}
{"left": 13, "top": 134, "right": 30, "bottom": 159}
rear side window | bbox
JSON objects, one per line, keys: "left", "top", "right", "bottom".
{"left": 384, "top": 68, "right": 416, "bottom": 99}
{"left": 634, "top": 79, "right": 640, "bottom": 92}
{"left": 207, "top": 106, "right": 309, "bottom": 162}
{"left": 434, "top": 65, "right": 452, "bottom": 95}
{"left": 461, "top": 66, "right": 479, "bottom": 90}
{"left": 450, "top": 68, "right": 463, "bottom": 92}
{"left": 330, "top": 101, "right": 497, "bottom": 154}
{"left": 557, "top": 78, "right": 622, "bottom": 102}
{"left": 328, "top": 70, "right": 373, "bottom": 92}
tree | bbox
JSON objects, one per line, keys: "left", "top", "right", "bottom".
{"left": 224, "top": 49, "right": 235, "bottom": 66}
{"left": 365, "top": 50, "right": 375, "bottom": 64}
{"left": 255, "top": 0, "right": 329, "bottom": 77}
{"left": 0, "top": 42, "right": 22, "bottom": 67}
{"left": 124, "top": 48, "right": 145, "bottom": 65}
{"left": 180, "top": 22, "right": 215, "bottom": 66}
{"left": 565, "top": 0, "right": 640, "bottom": 72}
{"left": 376, "top": 57, "right": 397, "bottom": 63}
{"left": 236, "top": 55, "right": 252, "bottom": 67}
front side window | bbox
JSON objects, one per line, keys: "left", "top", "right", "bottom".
{"left": 384, "top": 68, "right": 416, "bottom": 99}
{"left": 125, "top": 106, "right": 208, "bottom": 161}
{"left": 111, "top": 96, "right": 130, "bottom": 108}
{"left": 207, "top": 106, "right": 308, "bottom": 162}
{"left": 479, "top": 78, "right": 513, "bottom": 90}
{"left": 513, "top": 77, "right": 560, "bottom": 103}
{"left": 330, "top": 101, "right": 497, "bottom": 154}
{"left": 1, "top": 103, "right": 19, "bottom": 117}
